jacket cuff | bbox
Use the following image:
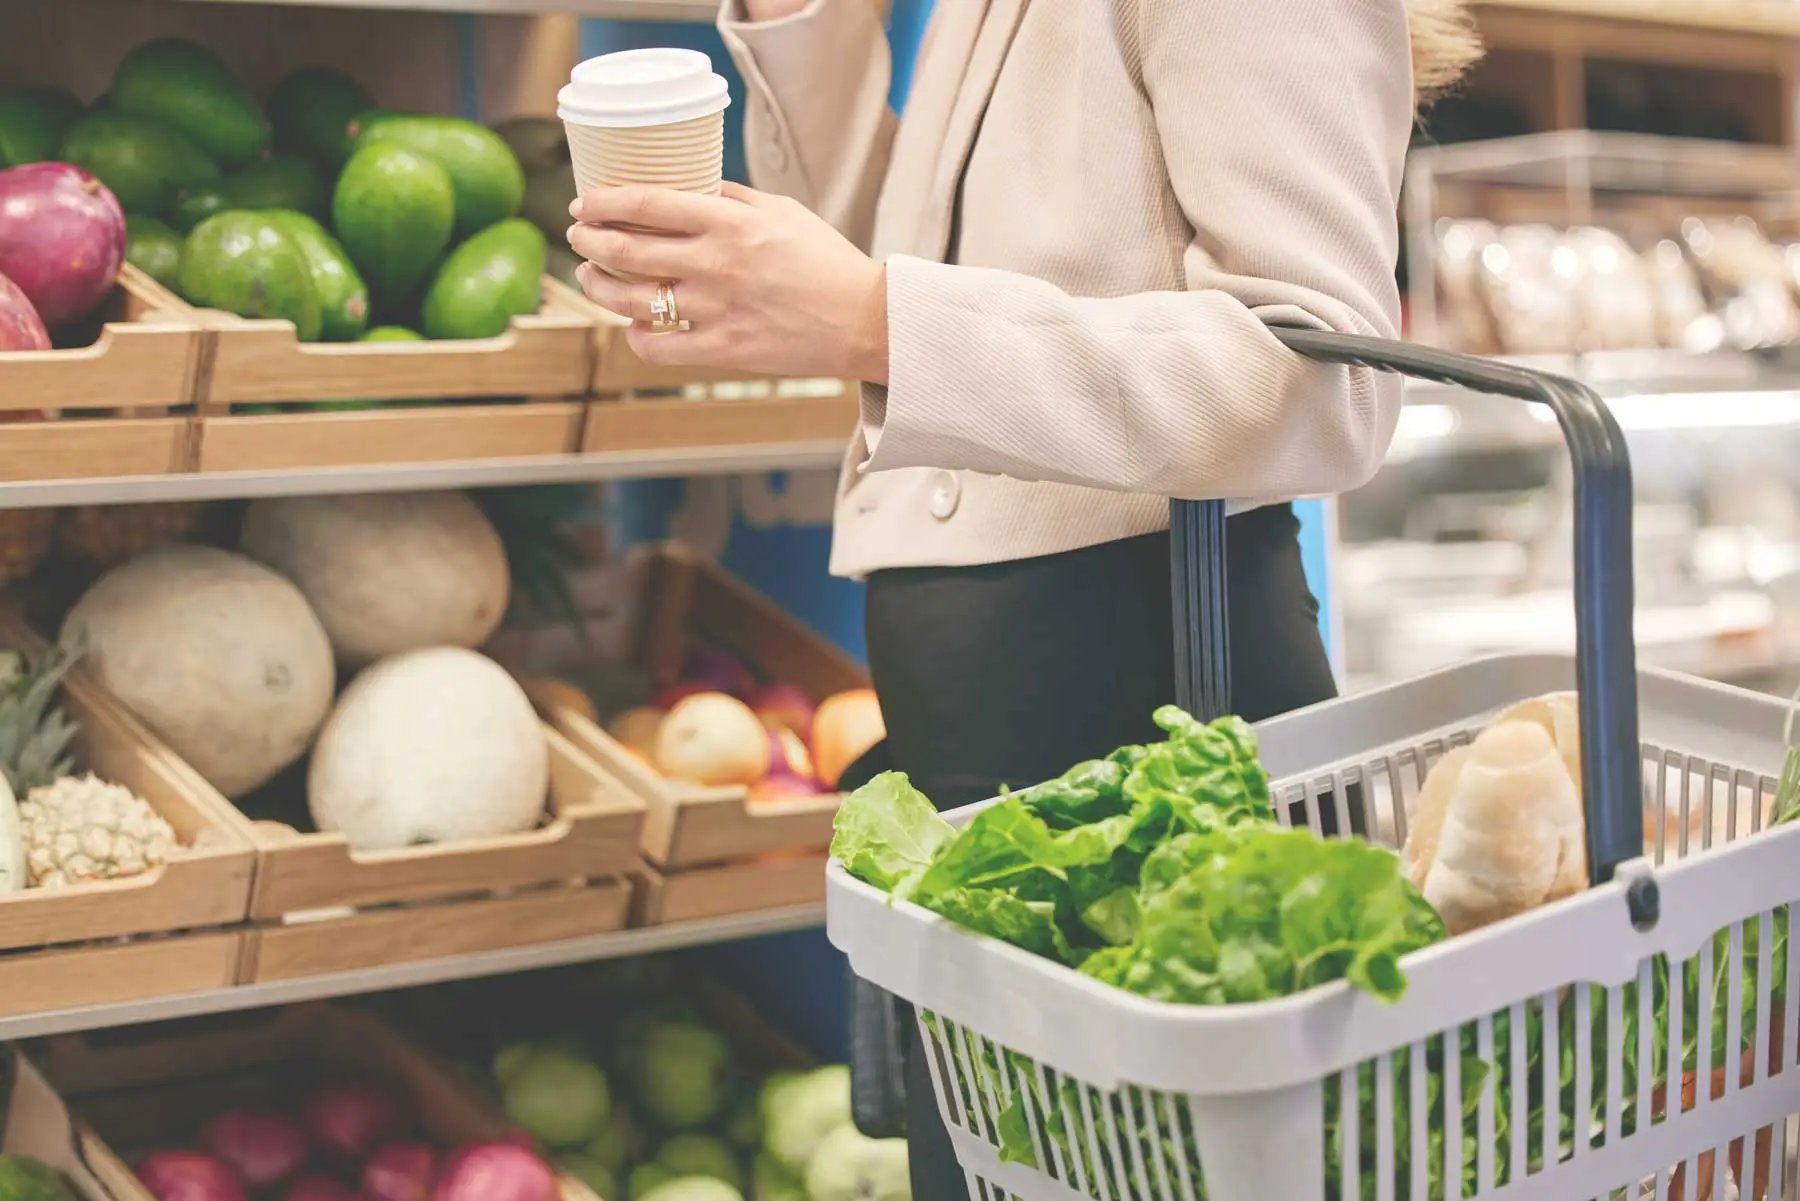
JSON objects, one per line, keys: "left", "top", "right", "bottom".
{"left": 860, "top": 256, "right": 983, "bottom": 475}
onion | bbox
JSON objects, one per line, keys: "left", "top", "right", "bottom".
{"left": 431, "top": 1143, "right": 558, "bottom": 1201}
{"left": 301, "top": 1080, "right": 408, "bottom": 1161}
{"left": 134, "top": 1151, "right": 249, "bottom": 1201}
{"left": 200, "top": 1108, "right": 311, "bottom": 1190}
{"left": 751, "top": 683, "right": 815, "bottom": 741}
{"left": 282, "top": 1173, "right": 363, "bottom": 1201}
{"left": 680, "top": 646, "right": 754, "bottom": 699}
{"left": 362, "top": 1142, "right": 437, "bottom": 1201}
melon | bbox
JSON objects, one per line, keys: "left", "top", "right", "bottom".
{"left": 0, "top": 775, "right": 22, "bottom": 894}
{"left": 308, "top": 647, "right": 548, "bottom": 851}
{"left": 62, "top": 545, "right": 335, "bottom": 797}
{"left": 239, "top": 491, "right": 510, "bottom": 666}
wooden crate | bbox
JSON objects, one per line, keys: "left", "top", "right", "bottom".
{"left": 0, "top": 933, "right": 244, "bottom": 1022}
{"left": 0, "top": 614, "right": 256, "bottom": 956}
{"left": 195, "top": 400, "right": 585, "bottom": 473}
{"left": 192, "top": 277, "right": 595, "bottom": 407}
{"left": 631, "top": 852, "right": 827, "bottom": 927}
{"left": 0, "top": 1047, "right": 143, "bottom": 1200}
{"left": 533, "top": 544, "right": 869, "bottom": 869}
{"left": 27, "top": 1003, "right": 600, "bottom": 1201}
{"left": 543, "top": 279, "right": 860, "bottom": 453}
{"left": 0, "top": 265, "right": 201, "bottom": 481}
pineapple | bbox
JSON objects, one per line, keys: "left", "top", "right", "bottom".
{"left": 55, "top": 503, "right": 202, "bottom": 568}
{"left": 0, "top": 509, "right": 53, "bottom": 587}
{"left": 0, "top": 639, "right": 79, "bottom": 796}
{"left": 19, "top": 773, "right": 176, "bottom": 886}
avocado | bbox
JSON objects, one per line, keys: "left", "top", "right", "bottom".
{"left": 180, "top": 210, "right": 322, "bottom": 341}
{"left": 60, "top": 111, "right": 219, "bottom": 214}
{"left": 422, "top": 218, "right": 546, "bottom": 341}
{"left": 266, "top": 67, "right": 375, "bottom": 169}
{"left": 110, "top": 38, "right": 269, "bottom": 168}
{"left": 0, "top": 1154, "right": 79, "bottom": 1201}
{"left": 332, "top": 142, "right": 454, "bottom": 304}
{"left": 170, "top": 183, "right": 230, "bottom": 232}
{"left": 228, "top": 154, "right": 324, "bottom": 216}
{"left": 263, "top": 210, "right": 369, "bottom": 341}
{"left": 124, "top": 214, "right": 183, "bottom": 289}
{"left": 0, "top": 86, "right": 83, "bottom": 167}
{"left": 352, "top": 113, "right": 525, "bottom": 236}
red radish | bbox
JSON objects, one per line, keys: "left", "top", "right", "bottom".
{"left": 681, "top": 645, "right": 755, "bottom": 698}
{"left": 361, "top": 1142, "right": 436, "bottom": 1201}
{"left": 0, "top": 163, "right": 125, "bottom": 325}
{"left": 134, "top": 1151, "right": 249, "bottom": 1201}
{"left": 751, "top": 775, "right": 826, "bottom": 805}
{"left": 0, "top": 269, "right": 47, "bottom": 352}
{"left": 282, "top": 1173, "right": 363, "bottom": 1201}
{"left": 200, "top": 1108, "right": 312, "bottom": 1190}
{"left": 752, "top": 683, "right": 815, "bottom": 740}
{"left": 300, "top": 1080, "right": 407, "bottom": 1161}
{"left": 431, "top": 1144, "right": 557, "bottom": 1201}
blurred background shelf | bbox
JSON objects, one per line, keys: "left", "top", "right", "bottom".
{"left": 0, "top": 903, "right": 824, "bottom": 1042}
{"left": 173, "top": 0, "right": 716, "bottom": 17}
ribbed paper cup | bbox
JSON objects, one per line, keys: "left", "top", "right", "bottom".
{"left": 566, "top": 112, "right": 725, "bottom": 198}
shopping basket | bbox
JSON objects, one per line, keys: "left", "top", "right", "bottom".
{"left": 830, "top": 329, "right": 1800, "bottom": 1201}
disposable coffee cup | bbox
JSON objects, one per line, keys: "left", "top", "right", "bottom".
{"left": 559, "top": 48, "right": 731, "bottom": 201}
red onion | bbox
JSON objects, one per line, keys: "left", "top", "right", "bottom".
{"left": 681, "top": 646, "right": 755, "bottom": 698}
{"left": 361, "top": 1142, "right": 437, "bottom": 1201}
{"left": 134, "top": 1151, "right": 248, "bottom": 1201}
{"left": 199, "top": 1108, "right": 311, "bottom": 1190}
{"left": 0, "top": 162, "right": 125, "bottom": 326}
{"left": 300, "top": 1080, "right": 407, "bottom": 1161}
{"left": 751, "top": 683, "right": 815, "bottom": 741}
{"left": 282, "top": 1173, "right": 363, "bottom": 1201}
{"left": 430, "top": 1143, "right": 557, "bottom": 1201}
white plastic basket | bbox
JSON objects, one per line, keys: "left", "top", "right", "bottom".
{"left": 830, "top": 331, "right": 1800, "bottom": 1201}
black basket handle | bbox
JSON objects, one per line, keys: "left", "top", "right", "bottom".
{"left": 1176, "top": 327, "right": 1640, "bottom": 892}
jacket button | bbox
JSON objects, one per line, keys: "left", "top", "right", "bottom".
{"left": 929, "top": 472, "right": 960, "bottom": 520}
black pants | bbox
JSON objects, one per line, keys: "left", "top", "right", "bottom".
{"left": 860, "top": 503, "right": 1337, "bottom": 1201}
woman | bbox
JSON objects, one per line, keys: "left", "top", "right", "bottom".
{"left": 568, "top": 0, "right": 1478, "bottom": 1193}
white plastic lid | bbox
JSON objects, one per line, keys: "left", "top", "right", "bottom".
{"left": 558, "top": 48, "right": 732, "bottom": 128}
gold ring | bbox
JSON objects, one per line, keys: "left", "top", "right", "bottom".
{"left": 650, "top": 281, "right": 681, "bottom": 332}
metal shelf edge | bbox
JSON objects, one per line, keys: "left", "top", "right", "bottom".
{"left": 0, "top": 903, "right": 825, "bottom": 1041}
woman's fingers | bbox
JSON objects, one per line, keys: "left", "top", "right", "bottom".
{"left": 575, "top": 262, "right": 720, "bottom": 325}
{"left": 569, "top": 185, "right": 738, "bottom": 235}
{"left": 567, "top": 223, "right": 705, "bottom": 281}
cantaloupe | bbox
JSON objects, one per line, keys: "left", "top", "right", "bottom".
{"left": 239, "top": 491, "right": 510, "bottom": 666}
{"left": 62, "top": 545, "right": 335, "bottom": 798}
{"left": 308, "top": 646, "right": 548, "bottom": 851}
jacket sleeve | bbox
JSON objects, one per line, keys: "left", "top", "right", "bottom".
{"left": 717, "top": 0, "right": 899, "bottom": 250}
{"left": 860, "top": 0, "right": 1411, "bottom": 501}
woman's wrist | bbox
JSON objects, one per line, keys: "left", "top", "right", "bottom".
{"left": 851, "top": 262, "right": 890, "bottom": 385}
{"left": 741, "top": 0, "right": 812, "bottom": 21}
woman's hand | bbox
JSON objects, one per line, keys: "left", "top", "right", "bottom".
{"left": 568, "top": 182, "right": 889, "bottom": 382}
{"left": 742, "top": 0, "right": 812, "bottom": 20}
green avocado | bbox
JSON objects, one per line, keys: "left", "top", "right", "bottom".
{"left": 332, "top": 142, "right": 454, "bottom": 304}
{"left": 110, "top": 38, "right": 269, "bottom": 168}
{"left": 362, "top": 325, "right": 422, "bottom": 342}
{"left": 0, "top": 86, "right": 83, "bottom": 167}
{"left": 228, "top": 154, "right": 325, "bottom": 216}
{"left": 124, "top": 214, "right": 183, "bottom": 290}
{"left": 266, "top": 66, "right": 375, "bottom": 169}
{"left": 262, "top": 210, "right": 368, "bottom": 341}
{"left": 180, "top": 210, "right": 321, "bottom": 341}
{"left": 353, "top": 113, "right": 525, "bottom": 236}
{"left": 59, "top": 111, "right": 219, "bottom": 215}
{"left": 170, "top": 183, "right": 230, "bottom": 232}
{"left": 422, "top": 218, "right": 546, "bottom": 341}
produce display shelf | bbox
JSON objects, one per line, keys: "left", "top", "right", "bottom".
{"left": 0, "top": 901, "right": 823, "bottom": 1043}
{"left": 175, "top": 0, "right": 716, "bottom": 17}
{"left": 1477, "top": 0, "right": 1800, "bottom": 36}
{"left": 0, "top": 438, "right": 850, "bottom": 510}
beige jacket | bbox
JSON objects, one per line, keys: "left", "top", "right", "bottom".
{"left": 719, "top": 0, "right": 1418, "bottom": 578}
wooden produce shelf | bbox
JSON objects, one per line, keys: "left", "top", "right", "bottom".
{"left": 1478, "top": 0, "right": 1800, "bottom": 38}
{"left": 30, "top": 1003, "right": 601, "bottom": 1201}
{"left": 195, "top": 401, "right": 586, "bottom": 474}
{"left": 533, "top": 544, "right": 869, "bottom": 870}
{"left": 0, "top": 1048, "right": 144, "bottom": 1201}
{"left": 0, "top": 266, "right": 201, "bottom": 483}
{"left": 631, "top": 852, "right": 827, "bottom": 927}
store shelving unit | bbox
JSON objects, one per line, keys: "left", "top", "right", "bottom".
{"left": 177, "top": 0, "right": 714, "bottom": 15}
